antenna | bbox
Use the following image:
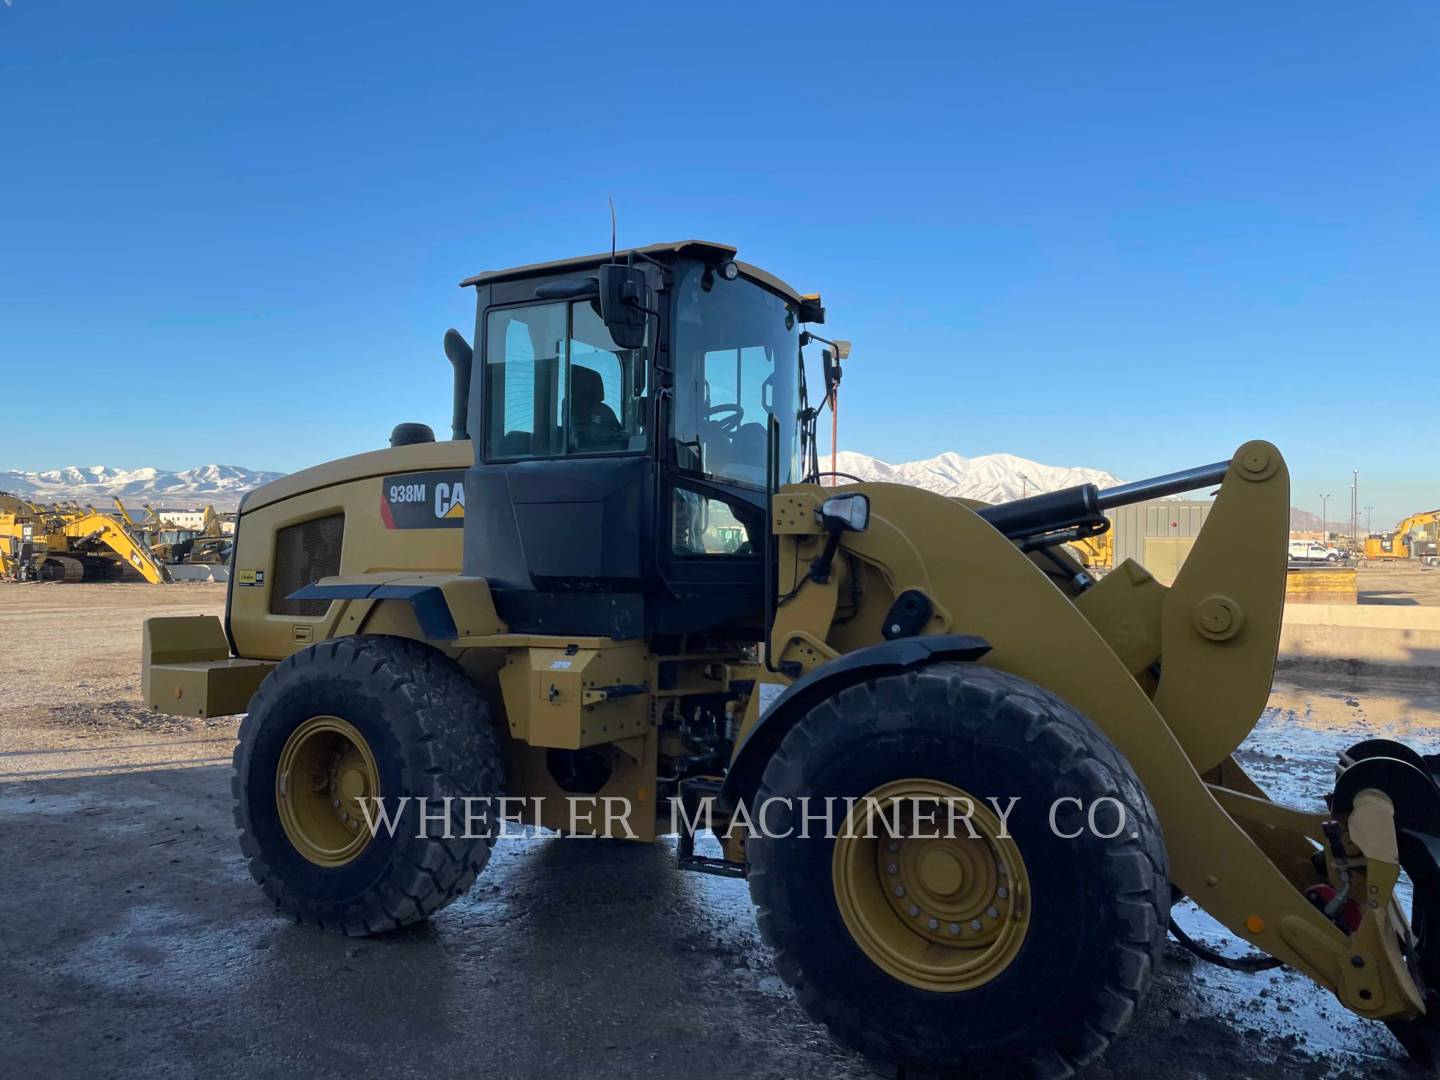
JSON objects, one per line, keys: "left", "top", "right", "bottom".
{"left": 608, "top": 196, "right": 617, "bottom": 261}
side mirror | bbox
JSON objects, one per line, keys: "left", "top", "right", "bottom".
{"left": 819, "top": 493, "right": 869, "bottom": 533}
{"left": 598, "top": 264, "right": 652, "bottom": 349}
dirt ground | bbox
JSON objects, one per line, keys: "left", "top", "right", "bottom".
{"left": 2, "top": 583, "right": 1438, "bottom": 1080}
{"left": 1355, "top": 560, "right": 1440, "bottom": 606}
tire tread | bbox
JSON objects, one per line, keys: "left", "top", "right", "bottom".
{"left": 747, "top": 662, "right": 1169, "bottom": 1079}
{"left": 233, "top": 635, "right": 503, "bottom": 937}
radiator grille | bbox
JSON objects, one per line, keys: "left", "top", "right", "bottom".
{"left": 269, "top": 514, "right": 345, "bottom": 617}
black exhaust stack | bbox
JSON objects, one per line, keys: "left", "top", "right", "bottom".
{"left": 444, "top": 328, "right": 473, "bottom": 441}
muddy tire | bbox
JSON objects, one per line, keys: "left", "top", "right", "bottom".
{"left": 746, "top": 662, "right": 1169, "bottom": 1079}
{"left": 1385, "top": 844, "right": 1440, "bottom": 1067}
{"left": 233, "top": 634, "right": 502, "bottom": 936}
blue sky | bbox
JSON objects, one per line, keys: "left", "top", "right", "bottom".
{"left": 2, "top": 2, "right": 1436, "bottom": 527}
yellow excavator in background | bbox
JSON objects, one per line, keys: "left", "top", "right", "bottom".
{"left": 54, "top": 507, "right": 173, "bottom": 583}
{"left": 1365, "top": 509, "right": 1440, "bottom": 563}
{"left": 0, "top": 493, "right": 172, "bottom": 583}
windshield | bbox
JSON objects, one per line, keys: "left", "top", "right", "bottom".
{"left": 671, "top": 265, "right": 800, "bottom": 488}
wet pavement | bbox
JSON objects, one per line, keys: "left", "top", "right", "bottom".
{"left": 2, "top": 663, "right": 1439, "bottom": 1079}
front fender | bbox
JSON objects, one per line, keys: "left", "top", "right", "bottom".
{"left": 720, "top": 634, "right": 992, "bottom": 811}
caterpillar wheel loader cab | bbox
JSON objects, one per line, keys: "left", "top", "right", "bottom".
{"left": 144, "top": 241, "right": 1440, "bottom": 1078}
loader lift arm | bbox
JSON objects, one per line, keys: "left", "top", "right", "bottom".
{"left": 745, "top": 440, "right": 1429, "bottom": 1026}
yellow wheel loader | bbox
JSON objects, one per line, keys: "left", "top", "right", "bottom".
{"left": 143, "top": 241, "right": 1440, "bottom": 1077}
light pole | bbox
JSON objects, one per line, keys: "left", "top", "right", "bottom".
{"left": 820, "top": 339, "right": 851, "bottom": 487}
{"left": 1365, "top": 504, "right": 1374, "bottom": 534}
{"left": 1320, "top": 494, "right": 1331, "bottom": 541}
{"left": 1019, "top": 473, "right": 1033, "bottom": 499}
{"left": 1352, "top": 469, "right": 1358, "bottom": 544}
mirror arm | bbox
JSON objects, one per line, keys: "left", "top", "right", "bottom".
{"left": 809, "top": 529, "right": 844, "bottom": 584}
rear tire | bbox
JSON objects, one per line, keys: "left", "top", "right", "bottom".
{"left": 747, "top": 663, "right": 1169, "bottom": 1079}
{"left": 234, "top": 635, "right": 503, "bottom": 936}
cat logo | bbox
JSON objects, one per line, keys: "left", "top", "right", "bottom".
{"left": 434, "top": 482, "right": 465, "bottom": 520}
{"left": 380, "top": 470, "right": 466, "bottom": 530}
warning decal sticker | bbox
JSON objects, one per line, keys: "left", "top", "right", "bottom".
{"left": 380, "top": 471, "right": 467, "bottom": 530}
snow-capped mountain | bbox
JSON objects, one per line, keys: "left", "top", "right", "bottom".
{"left": 0, "top": 464, "right": 282, "bottom": 510}
{"left": 834, "top": 450, "right": 1124, "bottom": 503}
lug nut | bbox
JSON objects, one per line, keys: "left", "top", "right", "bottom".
{"left": 894, "top": 885, "right": 905, "bottom": 898}
{"left": 887, "top": 863, "right": 898, "bottom": 875}
{"left": 986, "top": 906, "right": 999, "bottom": 919}
{"left": 948, "top": 923, "right": 961, "bottom": 936}
{"left": 927, "top": 918, "right": 939, "bottom": 930}
{"left": 907, "top": 904, "right": 920, "bottom": 917}
{"left": 996, "top": 886, "right": 1009, "bottom": 899}
{"left": 970, "top": 919, "right": 982, "bottom": 931}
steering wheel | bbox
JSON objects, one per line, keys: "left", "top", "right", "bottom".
{"left": 704, "top": 403, "right": 744, "bottom": 433}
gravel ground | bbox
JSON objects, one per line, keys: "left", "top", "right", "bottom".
{"left": 1, "top": 582, "right": 1437, "bottom": 1079}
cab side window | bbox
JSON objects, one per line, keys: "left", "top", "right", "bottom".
{"left": 671, "top": 488, "right": 755, "bottom": 556}
{"left": 483, "top": 301, "right": 646, "bottom": 460}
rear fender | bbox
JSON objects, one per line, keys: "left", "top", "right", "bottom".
{"left": 287, "top": 573, "right": 503, "bottom": 644}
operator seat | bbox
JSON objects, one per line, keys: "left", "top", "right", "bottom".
{"left": 569, "top": 365, "right": 627, "bottom": 452}
{"left": 727, "top": 422, "right": 767, "bottom": 484}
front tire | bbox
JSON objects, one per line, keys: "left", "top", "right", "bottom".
{"left": 747, "top": 663, "right": 1169, "bottom": 1079}
{"left": 234, "top": 635, "right": 503, "bottom": 936}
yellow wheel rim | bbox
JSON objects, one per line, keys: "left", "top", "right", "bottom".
{"left": 276, "top": 716, "right": 380, "bottom": 867}
{"left": 832, "top": 779, "right": 1031, "bottom": 992}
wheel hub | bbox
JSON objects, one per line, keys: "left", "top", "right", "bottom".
{"left": 918, "top": 847, "right": 964, "bottom": 896}
{"left": 833, "top": 778, "right": 1031, "bottom": 991}
{"left": 276, "top": 715, "right": 380, "bottom": 867}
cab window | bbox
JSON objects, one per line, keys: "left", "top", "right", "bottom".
{"left": 671, "top": 265, "right": 799, "bottom": 488}
{"left": 671, "top": 489, "right": 755, "bottom": 556}
{"left": 483, "top": 300, "right": 646, "bottom": 460}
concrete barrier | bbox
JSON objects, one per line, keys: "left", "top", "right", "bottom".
{"left": 1279, "top": 604, "right": 1440, "bottom": 668}
{"left": 166, "top": 564, "right": 230, "bottom": 583}
{"left": 1285, "top": 566, "right": 1357, "bottom": 604}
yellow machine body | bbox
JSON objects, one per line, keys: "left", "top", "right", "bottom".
{"left": 138, "top": 435, "right": 1432, "bottom": 1025}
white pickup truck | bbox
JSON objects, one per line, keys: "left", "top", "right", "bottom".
{"left": 1288, "top": 540, "right": 1341, "bottom": 562}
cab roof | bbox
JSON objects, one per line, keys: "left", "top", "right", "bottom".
{"left": 459, "top": 239, "right": 806, "bottom": 305}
